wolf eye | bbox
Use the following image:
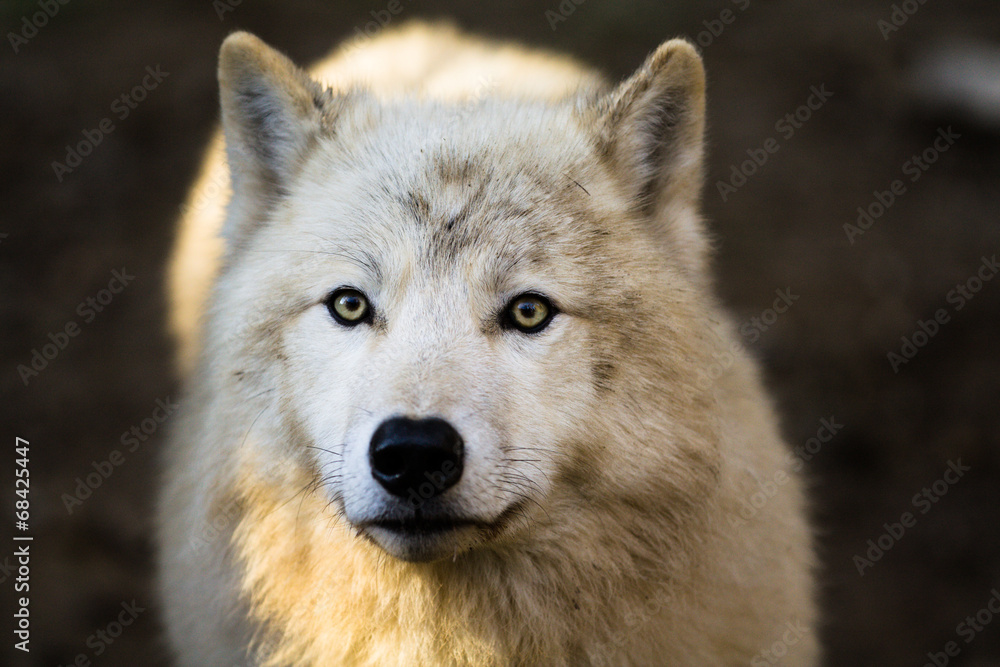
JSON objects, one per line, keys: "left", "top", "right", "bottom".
{"left": 325, "top": 288, "right": 371, "bottom": 326}
{"left": 504, "top": 293, "right": 554, "bottom": 333}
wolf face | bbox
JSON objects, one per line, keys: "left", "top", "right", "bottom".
{"left": 161, "top": 27, "right": 817, "bottom": 666}
{"left": 208, "top": 32, "right": 716, "bottom": 564}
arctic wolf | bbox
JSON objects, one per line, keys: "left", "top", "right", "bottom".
{"left": 159, "top": 23, "right": 817, "bottom": 666}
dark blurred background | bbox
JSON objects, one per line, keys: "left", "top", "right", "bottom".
{"left": 2, "top": 0, "right": 999, "bottom": 665}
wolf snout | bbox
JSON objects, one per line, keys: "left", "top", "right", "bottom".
{"left": 369, "top": 417, "right": 464, "bottom": 498}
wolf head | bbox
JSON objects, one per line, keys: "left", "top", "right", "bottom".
{"left": 208, "top": 31, "right": 720, "bottom": 563}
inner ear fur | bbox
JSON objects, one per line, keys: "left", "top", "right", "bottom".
{"left": 218, "top": 31, "right": 328, "bottom": 201}
{"left": 593, "top": 39, "right": 709, "bottom": 276}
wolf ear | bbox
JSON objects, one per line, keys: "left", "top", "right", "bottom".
{"left": 218, "top": 32, "right": 326, "bottom": 235}
{"left": 597, "top": 39, "right": 708, "bottom": 275}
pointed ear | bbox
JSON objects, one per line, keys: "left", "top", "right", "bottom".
{"left": 597, "top": 39, "right": 708, "bottom": 276}
{"left": 218, "top": 32, "right": 327, "bottom": 228}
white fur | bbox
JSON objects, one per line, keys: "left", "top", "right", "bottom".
{"left": 158, "top": 23, "right": 818, "bottom": 666}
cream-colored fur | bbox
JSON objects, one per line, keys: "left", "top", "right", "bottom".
{"left": 158, "top": 23, "right": 817, "bottom": 666}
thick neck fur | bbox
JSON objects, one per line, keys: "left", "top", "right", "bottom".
{"left": 228, "top": 457, "right": 719, "bottom": 667}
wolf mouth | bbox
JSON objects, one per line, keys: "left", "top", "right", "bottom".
{"left": 369, "top": 517, "right": 481, "bottom": 534}
{"left": 362, "top": 500, "right": 529, "bottom": 539}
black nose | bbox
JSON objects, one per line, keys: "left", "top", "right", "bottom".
{"left": 369, "top": 417, "right": 464, "bottom": 498}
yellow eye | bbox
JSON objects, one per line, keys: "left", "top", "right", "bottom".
{"left": 326, "top": 288, "right": 370, "bottom": 326}
{"left": 506, "top": 294, "right": 554, "bottom": 333}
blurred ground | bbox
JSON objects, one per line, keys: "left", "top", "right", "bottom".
{"left": 2, "top": 0, "right": 999, "bottom": 665}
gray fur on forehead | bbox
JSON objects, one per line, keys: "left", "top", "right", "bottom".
{"left": 412, "top": 169, "right": 607, "bottom": 270}
{"left": 356, "top": 127, "right": 612, "bottom": 262}
{"left": 296, "top": 97, "right": 646, "bottom": 294}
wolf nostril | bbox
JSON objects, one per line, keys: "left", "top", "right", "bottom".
{"left": 371, "top": 446, "right": 408, "bottom": 477}
{"left": 369, "top": 417, "right": 464, "bottom": 498}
